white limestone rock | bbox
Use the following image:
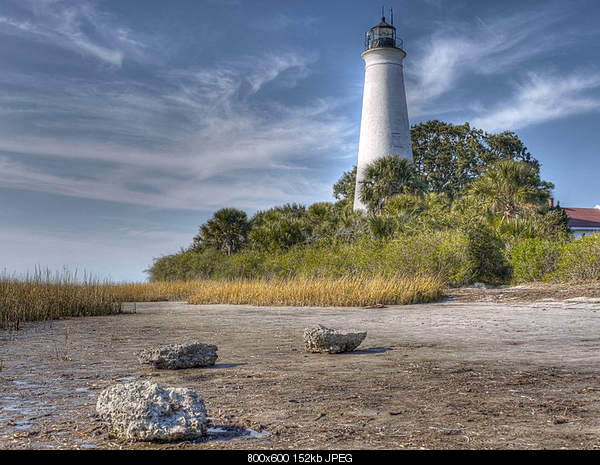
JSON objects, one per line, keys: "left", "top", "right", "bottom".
{"left": 96, "top": 381, "right": 207, "bottom": 441}
{"left": 137, "top": 342, "right": 218, "bottom": 369}
{"left": 304, "top": 324, "right": 367, "bottom": 354}
{"left": 463, "top": 282, "right": 495, "bottom": 289}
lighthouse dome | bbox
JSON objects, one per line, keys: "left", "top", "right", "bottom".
{"left": 365, "top": 16, "right": 402, "bottom": 50}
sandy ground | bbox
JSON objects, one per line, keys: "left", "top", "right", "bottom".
{"left": 1, "top": 289, "right": 600, "bottom": 450}
{"left": 450, "top": 282, "right": 600, "bottom": 303}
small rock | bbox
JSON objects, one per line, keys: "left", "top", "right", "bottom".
{"left": 96, "top": 381, "right": 207, "bottom": 441}
{"left": 464, "top": 282, "right": 495, "bottom": 289}
{"left": 137, "top": 342, "right": 218, "bottom": 369}
{"left": 303, "top": 324, "right": 367, "bottom": 353}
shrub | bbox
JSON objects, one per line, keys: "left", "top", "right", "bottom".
{"left": 462, "top": 221, "right": 510, "bottom": 284}
{"left": 265, "top": 232, "right": 472, "bottom": 286}
{"left": 383, "top": 193, "right": 455, "bottom": 233}
{"left": 373, "top": 232, "right": 471, "bottom": 286}
{"left": 148, "top": 232, "right": 474, "bottom": 286}
{"left": 249, "top": 204, "right": 311, "bottom": 251}
{"left": 508, "top": 237, "right": 561, "bottom": 283}
{"left": 306, "top": 202, "right": 344, "bottom": 242}
{"left": 552, "top": 234, "right": 600, "bottom": 282}
{"left": 147, "top": 248, "right": 223, "bottom": 281}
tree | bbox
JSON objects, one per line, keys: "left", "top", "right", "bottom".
{"left": 469, "top": 160, "right": 552, "bottom": 221}
{"left": 192, "top": 208, "right": 250, "bottom": 255}
{"left": 333, "top": 121, "right": 541, "bottom": 205}
{"left": 359, "top": 155, "right": 422, "bottom": 213}
{"left": 333, "top": 166, "right": 357, "bottom": 203}
{"left": 485, "top": 131, "right": 538, "bottom": 168}
{"left": 248, "top": 203, "right": 311, "bottom": 251}
{"left": 383, "top": 192, "right": 453, "bottom": 233}
{"left": 411, "top": 120, "right": 539, "bottom": 198}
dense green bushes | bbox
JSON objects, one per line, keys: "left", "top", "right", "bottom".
{"left": 149, "top": 232, "right": 473, "bottom": 285}
{"left": 508, "top": 237, "right": 561, "bottom": 283}
{"left": 463, "top": 221, "right": 511, "bottom": 284}
{"left": 553, "top": 234, "right": 600, "bottom": 282}
{"left": 146, "top": 121, "right": 593, "bottom": 286}
{"left": 147, "top": 193, "right": 577, "bottom": 286}
{"left": 508, "top": 234, "right": 600, "bottom": 283}
{"left": 148, "top": 197, "right": 579, "bottom": 286}
{"left": 149, "top": 232, "right": 600, "bottom": 285}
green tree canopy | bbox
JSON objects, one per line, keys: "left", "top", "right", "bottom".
{"left": 248, "top": 203, "right": 311, "bottom": 251}
{"left": 192, "top": 208, "right": 250, "bottom": 255}
{"left": 333, "top": 165, "right": 357, "bottom": 202}
{"left": 469, "top": 159, "right": 553, "bottom": 221}
{"left": 411, "top": 120, "right": 539, "bottom": 198}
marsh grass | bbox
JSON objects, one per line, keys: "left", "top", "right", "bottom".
{"left": 1, "top": 270, "right": 444, "bottom": 329}
{"left": 1, "top": 269, "right": 120, "bottom": 330}
{"left": 0, "top": 270, "right": 195, "bottom": 329}
{"left": 186, "top": 275, "right": 444, "bottom": 307}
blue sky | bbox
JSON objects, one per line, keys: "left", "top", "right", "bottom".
{"left": 1, "top": 0, "right": 599, "bottom": 281}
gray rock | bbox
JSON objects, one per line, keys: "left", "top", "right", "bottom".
{"left": 96, "top": 381, "right": 207, "bottom": 441}
{"left": 137, "top": 342, "right": 218, "bottom": 369}
{"left": 304, "top": 324, "right": 367, "bottom": 353}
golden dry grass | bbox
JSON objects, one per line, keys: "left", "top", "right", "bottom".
{"left": 1, "top": 272, "right": 444, "bottom": 329}
{"left": 186, "top": 275, "right": 444, "bottom": 307}
{"left": 1, "top": 271, "right": 120, "bottom": 330}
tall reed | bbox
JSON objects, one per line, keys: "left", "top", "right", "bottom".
{"left": 1, "top": 270, "right": 444, "bottom": 329}
{"left": 0, "top": 269, "right": 119, "bottom": 330}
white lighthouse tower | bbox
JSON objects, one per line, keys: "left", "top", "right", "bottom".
{"left": 353, "top": 11, "right": 413, "bottom": 211}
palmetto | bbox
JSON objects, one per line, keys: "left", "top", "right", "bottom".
{"left": 359, "top": 155, "right": 421, "bottom": 213}
{"left": 469, "top": 160, "right": 551, "bottom": 221}
{"left": 195, "top": 208, "right": 250, "bottom": 255}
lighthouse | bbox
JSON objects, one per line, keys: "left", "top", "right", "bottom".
{"left": 353, "top": 11, "right": 413, "bottom": 212}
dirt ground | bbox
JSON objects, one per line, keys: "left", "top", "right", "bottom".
{"left": 450, "top": 282, "right": 600, "bottom": 303}
{"left": 2, "top": 286, "right": 600, "bottom": 450}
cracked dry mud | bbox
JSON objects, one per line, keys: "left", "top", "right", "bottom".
{"left": 1, "top": 288, "right": 600, "bottom": 449}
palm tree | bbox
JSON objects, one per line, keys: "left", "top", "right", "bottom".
{"left": 469, "top": 160, "right": 552, "bottom": 221}
{"left": 359, "top": 155, "right": 422, "bottom": 213}
{"left": 193, "top": 208, "right": 250, "bottom": 255}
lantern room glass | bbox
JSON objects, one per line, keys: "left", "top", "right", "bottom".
{"left": 366, "top": 21, "right": 398, "bottom": 50}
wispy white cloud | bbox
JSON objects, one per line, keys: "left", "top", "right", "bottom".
{"left": 0, "top": 152, "right": 333, "bottom": 211}
{"left": 0, "top": 0, "right": 147, "bottom": 67}
{"left": 472, "top": 71, "right": 600, "bottom": 132}
{"left": 405, "top": 5, "right": 588, "bottom": 117}
{"left": 0, "top": 33, "right": 352, "bottom": 210}
{"left": 245, "top": 52, "right": 316, "bottom": 93}
{"left": 3, "top": 0, "right": 597, "bottom": 216}
{"left": 0, "top": 15, "right": 37, "bottom": 33}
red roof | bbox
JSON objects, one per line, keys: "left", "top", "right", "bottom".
{"left": 564, "top": 208, "right": 600, "bottom": 228}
